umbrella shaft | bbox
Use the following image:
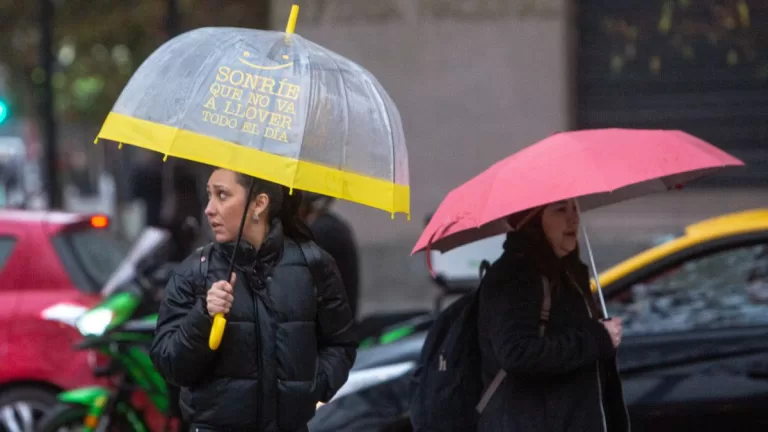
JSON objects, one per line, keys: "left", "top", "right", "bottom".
{"left": 576, "top": 200, "right": 609, "bottom": 319}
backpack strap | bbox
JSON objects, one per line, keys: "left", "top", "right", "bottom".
{"left": 298, "top": 241, "right": 324, "bottom": 296}
{"left": 476, "top": 370, "right": 507, "bottom": 414}
{"left": 195, "top": 243, "right": 213, "bottom": 293}
{"left": 476, "top": 276, "right": 552, "bottom": 414}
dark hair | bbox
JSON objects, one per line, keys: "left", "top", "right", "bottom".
{"left": 231, "top": 171, "right": 314, "bottom": 243}
{"left": 298, "top": 191, "right": 335, "bottom": 216}
{"left": 516, "top": 212, "right": 601, "bottom": 316}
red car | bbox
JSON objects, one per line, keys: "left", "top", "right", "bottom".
{"left": 0, "top": 210, "right": 129, "bottom": 432}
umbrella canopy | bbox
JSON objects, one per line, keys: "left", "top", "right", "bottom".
{"left": 414, "top": 128, "right": 744, "bottom": 254}
{"left": 96, "top": 18, "right": 409, "bottom": 217}
{"left": 96, "top": 5, "right": 411, "bottom": 351}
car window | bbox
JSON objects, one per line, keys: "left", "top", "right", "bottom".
{"left": 608, "top": 243, "right": 768, "bottom": 336}
{"left": 0, "top": 236, "right": 17, "bottom": 271}
{"left": 54, "top": 228, "right": 130, "bottom": 294}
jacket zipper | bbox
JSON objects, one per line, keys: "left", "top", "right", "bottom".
{"left": 615, "top": 356, "right": 632, "bottom": 431}
{"left": 577, "top": 283, "right": 608, "bottom": 432}
{"left": 567, "top": 272, "right": 631, "bottom": 432}
{"left": 250, "top": 272, "right": 264, "bottom": 431}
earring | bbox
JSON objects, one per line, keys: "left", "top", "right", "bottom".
{"left": 252, "top": 212, "right": 260, "bottom": 223}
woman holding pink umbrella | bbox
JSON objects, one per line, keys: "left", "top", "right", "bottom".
{"left": 412, "top": 128, "right": 744, "bottom": 431}
{"left": 476, "top": 199, "right": 627, "bottom": 431}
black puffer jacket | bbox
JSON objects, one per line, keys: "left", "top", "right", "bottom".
{"left": 150, "top": 221, "right": 357, "bottom": 432}
{"left": 476, "top": 234, "right": 630, "bottom": 432}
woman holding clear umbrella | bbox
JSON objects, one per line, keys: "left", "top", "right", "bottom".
{"left": 476, "top": 199, "right": 629, "bottom": 432}
{"left": 150, "top": 168, "right": 357, "bottom": 432}
{"left": 92, "top": 4, "right": 410, "bottom": 431}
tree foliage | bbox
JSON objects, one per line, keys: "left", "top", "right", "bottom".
{"left": 0, "top": 0, "right": 270, "bottom": 122}
{"left": 597, "top": 0, "right": 768, "bottom": 77}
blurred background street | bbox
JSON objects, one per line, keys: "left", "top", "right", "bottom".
{"left": 4, "top": 0, "right": 768, "bottom": 316}
{"left": 2, "top": 1, "right": 768, "bottom": 431}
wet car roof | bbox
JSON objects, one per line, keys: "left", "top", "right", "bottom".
{"left": 598, "top": 208, "right": 768, "bottom": 289}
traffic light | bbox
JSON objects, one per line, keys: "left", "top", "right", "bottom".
{"left": 0, "top": 98, "right": 8, "bottom": 125}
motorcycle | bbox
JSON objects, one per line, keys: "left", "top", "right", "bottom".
{"left": 35, "top": 223, "right": 443, "bottom": 432}
{"left": 36, "top": 228, "right": 184, "bottom": 432}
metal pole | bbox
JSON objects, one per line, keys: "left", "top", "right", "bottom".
{"left": 160, "top": 0, "right": 181, "bottom": 229}
{"left": 40, "top": 0, "right": 61, "bottom": 209}
{"left": 166, "top": 0, "right": 180, "bottom": 37}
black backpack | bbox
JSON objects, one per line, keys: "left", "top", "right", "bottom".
{"left": 409, "top": 273, "right": 552, "bottom": 432}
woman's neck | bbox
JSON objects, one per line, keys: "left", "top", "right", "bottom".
{"left": 242, "top": 221, "right": 270, "bottom": 249}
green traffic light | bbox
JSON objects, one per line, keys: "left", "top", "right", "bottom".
{"left": 0, "top": 100, "right": 8, "bottom": 124}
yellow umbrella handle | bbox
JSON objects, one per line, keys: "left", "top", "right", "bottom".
{"left": 209, "top": 273, "right": 236, "bottom": 351}
{"left": 209, "top": 313, "right": 227, "bottom": 350}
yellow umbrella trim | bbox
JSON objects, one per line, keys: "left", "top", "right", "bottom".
{"left": 96, "top": 111, "right": 410, "bottom": 218}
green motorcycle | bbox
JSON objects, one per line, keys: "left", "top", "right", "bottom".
{"left": 36, "top": 227, "right": 429, "bottom": 432}
{"left": 36, "top": 228, "right": 183, "bottom": 432}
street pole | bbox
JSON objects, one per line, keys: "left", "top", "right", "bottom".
{"left": 40, "top": 0, "right": 61, "bottom": 209}
{"left": 166, "top": 0, "right": 180, "bottom": 37}
{"left": 160, "top": 0, "right": 180, "bottom": 228}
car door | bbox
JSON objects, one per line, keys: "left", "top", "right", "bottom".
{"left": 605, "top": 233, "right": 768, "bottom": 431}
{"left": 0, "top": 234, "right": 20, "bottom": 360}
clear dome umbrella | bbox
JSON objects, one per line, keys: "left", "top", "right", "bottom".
{"left": 95, "top": 5, "right": 410, "bottom": 349}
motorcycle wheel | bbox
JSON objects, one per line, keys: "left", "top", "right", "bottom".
{"left": 36, "top": 403, "right": 134, "bottom": 432}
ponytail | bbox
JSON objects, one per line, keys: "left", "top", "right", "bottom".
{"left": 278, "top": 186, "right": 314, "bottom": 243}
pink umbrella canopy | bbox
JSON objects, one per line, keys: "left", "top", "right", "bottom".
{"left": 413, "top": 128, "right": 745, "bottom": 255}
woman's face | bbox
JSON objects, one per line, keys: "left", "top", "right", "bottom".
{"left": 540, "top": 199, "right": 580, "bottom": 258}
{"left": 205, "top": 169, "right": 266, "bottom": 243}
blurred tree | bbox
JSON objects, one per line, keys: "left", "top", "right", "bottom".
{"left": 0, "top": 0, "right": 271, "bottom": 122}
{"left": 597, "top": 0, "right": 768, "bottom": 77}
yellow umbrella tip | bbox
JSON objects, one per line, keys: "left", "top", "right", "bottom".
{"left": 285, "top": 4, "right": 300, "bottom": 35}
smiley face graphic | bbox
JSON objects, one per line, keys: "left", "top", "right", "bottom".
{"left": 238, "top": 52, "right": 293, "bottom": 70}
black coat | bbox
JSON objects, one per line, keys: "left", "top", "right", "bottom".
{"left": 150, "top": 221, "right": 357, "bottom": 432}
{"left": 476, "top": 235, "right": 630, "bottom": 432}
{"left": 309, "top": 212, "right": 359, "bottom": 318}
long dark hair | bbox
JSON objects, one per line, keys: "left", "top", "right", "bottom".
{"left": 514, "top": 211, "right": 601, "bottom": 316}
{"left": 232, "top": 172, "right": 314, "bottom": 243}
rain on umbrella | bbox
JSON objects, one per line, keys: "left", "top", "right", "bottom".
{"left": 413, "top": 128, "right": 744, "bottom": 317}
{"left": 95, "top": 5, "right": 410, "bottom": 350}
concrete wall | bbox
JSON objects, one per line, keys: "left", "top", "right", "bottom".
{"left": 270, "top": 0, "right": 572, "bottom": 315}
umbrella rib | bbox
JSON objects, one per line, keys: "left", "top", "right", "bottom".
{"left": 371, "top": 79, "right": 398, "bottom": 215}
{"left": 321, "top": 48, "right": 351, "bottom": 195}
{"left": 293, "top": 36, "right": 313, "bottom": 191}
{"left": 566, "top": 133, "right": 612, "bottom": 198}
{"left": 166, "top": 37, "right": 226, "bottom": 160}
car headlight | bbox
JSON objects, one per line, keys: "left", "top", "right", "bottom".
{"left": 40, "top": 303, "right": 89, "bottom": 327}
{"left": 76, "top": 309, "right": 114, "bottom": 336}
{"left": 328, "top": 361, "right": 416, "bottom": 403}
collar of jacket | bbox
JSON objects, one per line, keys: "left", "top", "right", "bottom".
{"left": 213, "top": 218, "right": 284, "bottom": 271}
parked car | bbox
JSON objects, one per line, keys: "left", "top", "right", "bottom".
{"left": 0, "top": 210, "right": 129, "bottom": 432}
{"left": 309, "top": 208, "right": 768, "bottom": 432}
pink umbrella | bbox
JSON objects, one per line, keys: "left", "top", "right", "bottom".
{"left": 413, "top": 129, "right": 744, "bottom": 316}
